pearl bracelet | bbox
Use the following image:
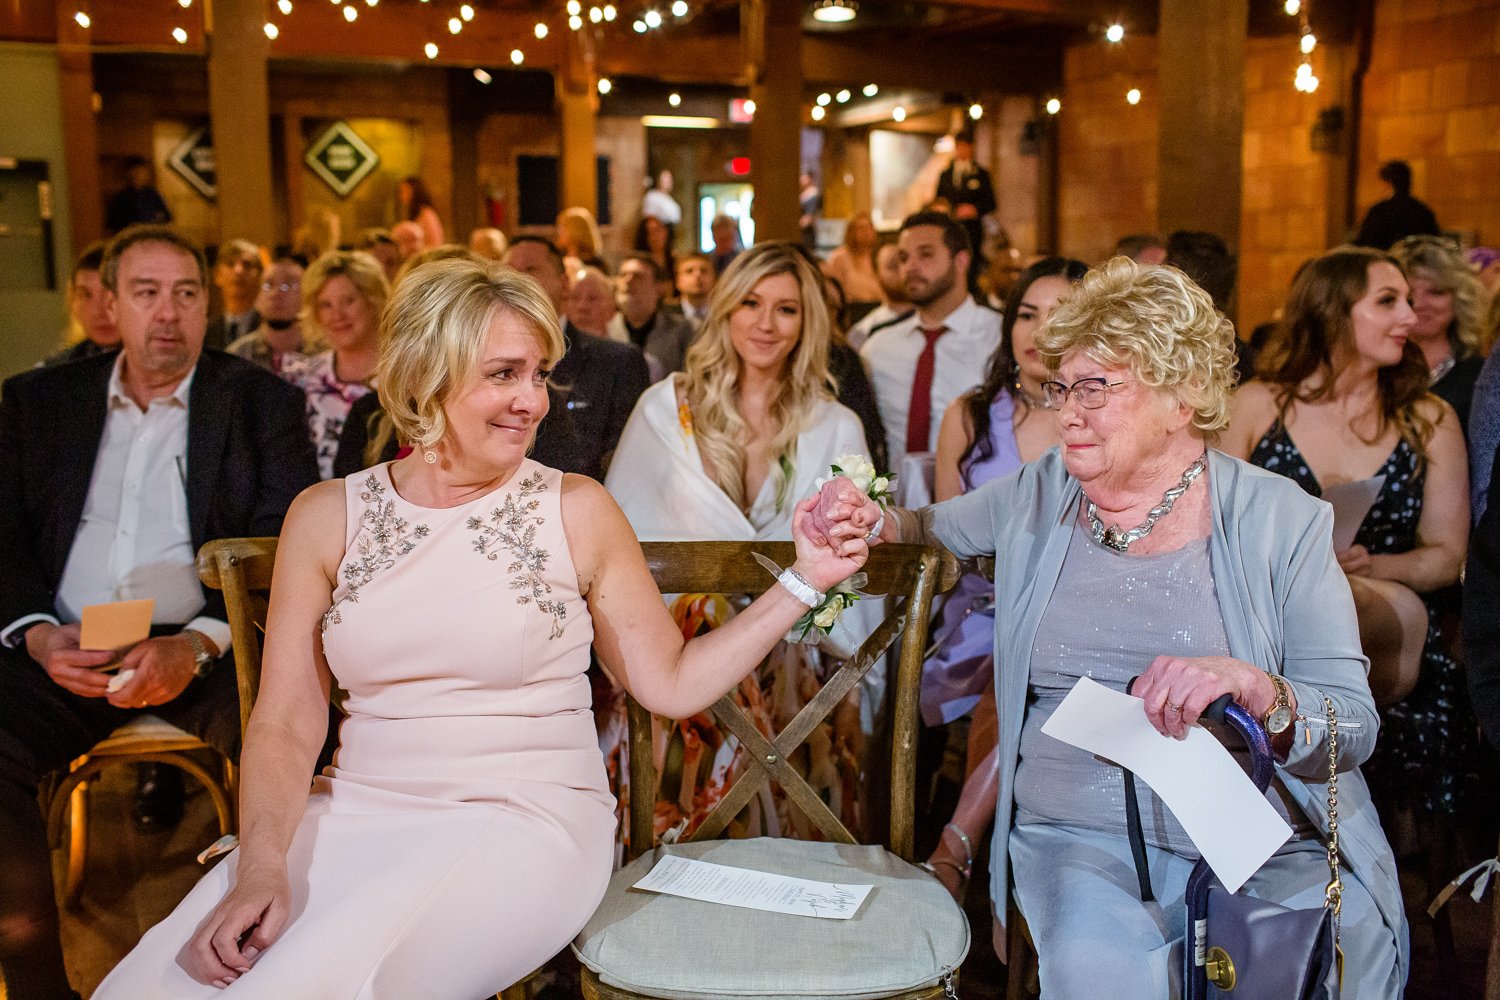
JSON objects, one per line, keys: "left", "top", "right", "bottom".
{"left": 777, "top": 567, "right": 825, "bottom": 608}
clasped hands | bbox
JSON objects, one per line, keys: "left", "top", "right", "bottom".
{"left": 24, "top": 621, "right": 205, "bottom": 709}
{"left": 803, "top": 476, "right": 885, "bottom": 554}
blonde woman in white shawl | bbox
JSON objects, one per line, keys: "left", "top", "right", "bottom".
{"left": 605, "top": 240, "right": 876, "bottom": 847}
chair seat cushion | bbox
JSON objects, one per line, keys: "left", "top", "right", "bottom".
{"left": 89, "top": 715, "right": 206, "bottom": 755}
{"left": 573, "top": 838, "right": 969, "bottom": 999}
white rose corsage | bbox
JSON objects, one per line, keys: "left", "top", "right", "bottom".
{"left": 816, "top": 454, "right": 894, "bottom": 511}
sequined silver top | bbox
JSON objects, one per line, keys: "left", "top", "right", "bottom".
{"left": 1013, "top": 523, "right": 1313, "bottom": 855}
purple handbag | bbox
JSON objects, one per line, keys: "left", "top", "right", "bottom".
{"left": 1122, "top": 689, "right": 1343, "bottom": 1000}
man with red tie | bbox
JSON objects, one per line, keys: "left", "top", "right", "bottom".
{"left": 859, "top": 211, "right": 1002, "bottom": 474}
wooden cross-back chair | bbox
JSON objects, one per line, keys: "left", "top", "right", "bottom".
{"left": 620, "top": 541, "right": 958, "bottom": 862}
{"left": 196, "top": 537, "right": 279, "bottom": 741}
{"left": 577, "top": 541, "right": 966, "bottom": 1000}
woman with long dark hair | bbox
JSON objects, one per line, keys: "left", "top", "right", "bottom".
{"left": 397, "top": 176, "right": 445, "bottom": 249}
{"left": 920, "top": 257, "right": 1087, "bottom": 905}
{"left": 1225, "top": 245, "right": 1472, "bottom": 814}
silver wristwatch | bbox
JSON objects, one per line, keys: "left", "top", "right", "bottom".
{"left": 182, "top": 629, "right": 215, "bottom": 677}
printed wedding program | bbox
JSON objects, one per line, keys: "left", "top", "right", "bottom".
{"left": 632, "top": 855, "right": 874, "bottom": 919}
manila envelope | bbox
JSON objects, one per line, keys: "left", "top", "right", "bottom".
{"left": 79, "top": 599, "right": 154, "bottom": 670}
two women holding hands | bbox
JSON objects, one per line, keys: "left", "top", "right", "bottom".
{"left": 813, "top": 257, "right": 1405, "bottom": 999}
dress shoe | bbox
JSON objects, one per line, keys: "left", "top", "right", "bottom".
{"left": 131, "top": 762, "right": 185, "bottom": 834}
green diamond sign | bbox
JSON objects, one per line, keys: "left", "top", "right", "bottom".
{"left": 305, "top": 121, "right": 380, "bottom": 198}
{"left": 167, "top": 127, "right": 217, "bottom": 201}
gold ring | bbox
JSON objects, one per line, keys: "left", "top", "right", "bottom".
{"left": 1167, "top": 703, "right": 1183, "bottom": 713}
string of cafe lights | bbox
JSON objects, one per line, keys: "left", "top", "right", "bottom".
{"left": 1285, "top": 0, "right": 1319, "bottom": 92}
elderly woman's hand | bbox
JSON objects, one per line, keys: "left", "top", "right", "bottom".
{"left": 792, "top": 496, "right": 870, "bottom": 593}
{"left": 1133, "top": 655, "right": 1278, "bottom": 739}
{"left": 806, "top": 476, "right": 883, "bottom": 549}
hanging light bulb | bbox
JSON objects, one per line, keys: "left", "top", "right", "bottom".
{"left": 568, "top": 14, "right": 582, "bottom": 29}
{"left": 343, "top": 5, "right": 357, "bottom": 20}
{"left": 597, "top": 77, "right": 612, "bottom": 94}
{"left": 671, "top": 0, "right": 688, "bottom": 14}
{"left": 172, "top": 25, "right": 189, "bottom": 42}
{"left": 425, "top": 41, "right": 439, "bottom": 58}
{"left": 1284, "top": 0, "right": 1300, "bottom": 13}
{"left": 588, "top": 7, "right": 602, "bottom": 23}
{"left": 811, "top": 105, "right": 826, "bottom": 121}
{"left": 968, "top": 102, "right": 983, "bottom": 120}
{"left": 73, "top": 11, "right": 91, "bottom": 27}
{"left": 632, "top": 19, "right": 646, "bottom": 31}
{"left": 892, "top": 105, "right": 906, "bottom": 122}
{"left": 644, "top": 9, "right": 662, "bottom": 27}
{"left": 264, "top": 21, "right": 279, "bottom": 38}
{"left": 278, "top": 0, "right": 292, "bottom": 12}
{"left": 816, "top": 92, "right": 831, "bottom": 106}
{"left": 743, "top": 99, "right": 756, "bottom": 114}
{"left": 668, "top": 92, "right": 681, "bottom": 106}
{"left": 566, "top": 0, "right": 581, "bottom": 15}
{"left": 510, "top": 49, "right": 523, "bottom": 64}
{"left": 1045, "top": 97, "right": 1061, "bottom": 115}
{"left": 1126, "top": 88, "right": 1142, "bottom": 105}
{"left": 836, "top": 89, "right": 851, "bottom": 103}
{"left": 473, "top": 68, "right": 492, "bottom": 83}
{"left": 460, "top": 3, "right": 474, "bottom": 20}
{"left": 534, "top": 22, "right": 548, "bottom": 37}
{"left": 604, "top": 5, "right": 617, "bottom": 20}
{"left": 448, "top": 17, "right": 462, "bottom": 32}
{"left": 1300, "top": 32, "right": 1316, "bottom": 53}
{"left": 862, "top": 83, "right": 878, "bottom": 97}
{"left": 1105, "top": 23, "right": 1124, "bottom": 43}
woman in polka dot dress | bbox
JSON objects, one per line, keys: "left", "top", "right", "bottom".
{"left": 1224, "top": 246, "right": 1474, "bottom": 815}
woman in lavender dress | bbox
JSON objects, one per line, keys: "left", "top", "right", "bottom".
{"left": 921, "top": 258, "right": 1087, "bottom": 902}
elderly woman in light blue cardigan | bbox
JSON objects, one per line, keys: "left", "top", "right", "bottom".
{"left": 812, "top": 258, "right": 1406, "bottom": 999}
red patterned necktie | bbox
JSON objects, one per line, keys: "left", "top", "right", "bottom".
{"left": 905, "top": 325, "right": 946, "bottom": 453}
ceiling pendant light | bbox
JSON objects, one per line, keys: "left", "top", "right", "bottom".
{"left": 811, "top": 0, "right": 856, "bottom": 23}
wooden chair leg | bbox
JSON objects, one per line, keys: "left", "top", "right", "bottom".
{"left": 1005, "top": 911, "right": 1038, "bottom": 1000}
{"left": 64, "top": 779, "right": 90, "bottom": 910}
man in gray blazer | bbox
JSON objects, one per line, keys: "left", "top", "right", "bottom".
{"left": 609, "top": 252, "right": 697, "bottom": 381}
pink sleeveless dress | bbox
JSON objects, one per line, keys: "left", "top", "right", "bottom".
{"left": 96, "top": 461, "right": 617, "bottom": 999}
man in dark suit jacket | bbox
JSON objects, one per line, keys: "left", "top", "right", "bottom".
{"left": 0, "top": 226, "right": 317, "bottom": 1000}
{"left": 1466, "top": 442, "right": 1500, "bottom": 747}
{"left": 504, "top": 236, "right": 650, "bottom": 479}
{"left": 935, "top": 131, "right": 996, "bottom": 285}
{"left": 609, "top": 252, "right": 698, "bottom": 380}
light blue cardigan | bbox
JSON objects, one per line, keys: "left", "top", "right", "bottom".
{"left": 924, "top": 447, "right": 1408, "bottom": 981}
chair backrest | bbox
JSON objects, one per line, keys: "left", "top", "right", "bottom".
{"left": 629, "top": 541, "right": 958, "bottom": 863}
{"left": 197, "top": 537, "right": 279, "bottom": 739}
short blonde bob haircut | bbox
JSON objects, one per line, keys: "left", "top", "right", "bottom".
{"left": 378, "top": 256, "right": 566, "bottom": 452}
{"left": 1035, "top": 256, "right": 1239, "bottom": 434}
{"left": 301, "top": 250, "right": 391, "bottom": 344}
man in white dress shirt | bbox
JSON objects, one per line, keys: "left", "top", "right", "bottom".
{"left": 859, "top": 211, "right": 1001, "bottom": 473}
{"left": 0, "top": 226, "right": 316, "bottom": 1000}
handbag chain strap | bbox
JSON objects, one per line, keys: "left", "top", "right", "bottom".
{"left": 1323, "top": 695, "right": 1345, "bottom": 984}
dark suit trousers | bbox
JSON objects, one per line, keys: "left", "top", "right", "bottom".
{"left": 0, "top": 645, "right": 240, "bottom": 999}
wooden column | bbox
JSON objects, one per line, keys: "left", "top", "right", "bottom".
{"left": 744, "top": 0, "right": 801, "bottom": 242}
{"left": 55, "top": 5, "right": 103, "bottom": 251}
{"left": 1156, "top": 0, "right": 1248, "bottom": 247}
{"left": 206, "top": 0, "right": 275, "bottom": 247}
{"left": 557, "top": 33, "right": 598, "bottom": 216}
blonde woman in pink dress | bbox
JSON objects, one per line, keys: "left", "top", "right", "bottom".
{"left": 95, "top": 257, "right": 869, "bottom": 999}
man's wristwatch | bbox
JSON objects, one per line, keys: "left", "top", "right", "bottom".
{"left": 1263, "top": 673, "right": 1294, "bottom": 736}
{"left": 182, "top": 630, "right": 216, "bottom": 677}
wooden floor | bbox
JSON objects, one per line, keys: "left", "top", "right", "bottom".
{"left": 9, "top": 762, "right": 1494, "bottom": 999}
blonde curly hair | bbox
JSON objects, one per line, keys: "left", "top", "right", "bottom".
{"left": 681, "top": 241, "right": 835, "bottom": 511}
{"left": 1035, "top": 256, "right": 1240, "bottom": 434}
{"left": 1392, "top": 236, "right": 1490, "bottom": 359}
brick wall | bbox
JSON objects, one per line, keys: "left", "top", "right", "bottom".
{"left": 1056, "top": 35, "right": 1159, "bottom": 266}
{"left": 1357, "top": 0, "right": 1500, "bottom": 248}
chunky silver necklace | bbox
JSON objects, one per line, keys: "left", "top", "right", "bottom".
{"left": 1083, "top": 453, "right": 1207, "bottom": 552}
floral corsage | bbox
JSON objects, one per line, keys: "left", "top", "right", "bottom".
{"left": 756, "top": 455, "right": 893, "bottom": 645}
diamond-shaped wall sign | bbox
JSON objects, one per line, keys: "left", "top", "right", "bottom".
{"left": 304, "top": 121, "right": 380, "bottom": 198}
{"left": 167, "top": 127, "right": 217, "bottom": 201}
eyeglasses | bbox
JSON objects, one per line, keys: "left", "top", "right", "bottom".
{"left": 1040, "top": 377, "right": 1130, "bottom": 410}
{"left": 261, "top": 281, "right": 299, "bottom": 293}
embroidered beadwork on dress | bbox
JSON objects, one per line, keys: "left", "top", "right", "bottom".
{"left": 466, "top": 472, "right": 568, "bottom": 639}
{"left": 322, "top": 474, "right": 431, "bottom": 633}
